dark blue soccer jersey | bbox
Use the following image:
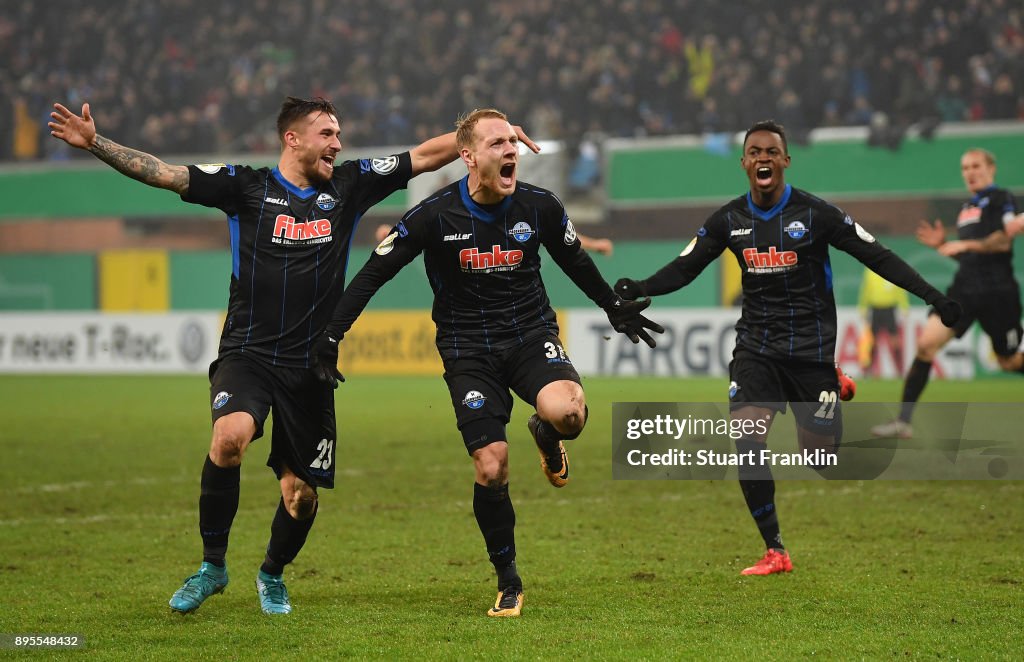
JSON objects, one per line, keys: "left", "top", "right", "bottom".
{"left": 641, "top": 185, "right": 944, "bottom": 363}
{"left": 333, "top": 177, "right": 617, "bottom": 359}
{"left": 180, "top": 153, "right": 412, "bottom": 367}
{"left": 953, "top": 185, "right": 1018, "bottom": 292}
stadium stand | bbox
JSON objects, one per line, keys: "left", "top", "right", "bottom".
{"left": 1, "top": 0, "right": 1021, "bottom": 162}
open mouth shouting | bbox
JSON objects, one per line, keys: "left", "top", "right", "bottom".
{"left": 755, "top": 166, "right": 773, "bottom": 187}
{"left": 499, "top": 162, "right": 516, "bottom": 189}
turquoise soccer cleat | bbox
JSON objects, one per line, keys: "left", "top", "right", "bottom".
{"left": 255, "top": 570, "right": 292, "bottom": 615}
{"left": 168, "top": 562, "right": 228, "bottom": 613}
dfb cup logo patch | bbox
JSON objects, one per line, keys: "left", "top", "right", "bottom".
{"left": 785, "top": 220, "right": 807, "bottom": 239}
{"left": 728, "top": 381, "right": 739, "bottom": 399}
{"left": 316, "top": 192, "right": 337, "bottom": 211}
{"left": 375, "top": 231, "right": 398, "bottom": 256}
{"left": 213, "top": 391, "right": 233, "bottom": 410}
{"left": 462, "top": 390, "right": 487, "bottom": 410}
{"left": 371, "top": 156, "right": 399, "bottom": 175}
{"left": 855, "top": 222, "right": 876, "bottom": 243}
{"left": 509, "top": 221, "right": 534, "bottom": 243}
{"left": 563, "top": 219, "right": 578, "bottom": 245}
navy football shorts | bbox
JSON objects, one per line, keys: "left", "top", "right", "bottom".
{"left": 442, "top": 334, "right": 581, "bottom": 455}
{"left": 728, "top": 348, "right": 842, "bottom": 437}
{"left": 209, "top": 352, "right": 337, "bottom": 488}
{"left": 941, "top": 279, "right": 1023, "bottom": 356}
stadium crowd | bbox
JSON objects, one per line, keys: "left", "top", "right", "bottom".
{"left": 3, "top": 0, "right": 1022, "bottom": 161}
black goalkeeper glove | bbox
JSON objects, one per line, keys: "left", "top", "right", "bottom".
{"left": 931, "top": 296, "right": 962, "bottom": 328}
{"left": 311, "top": 331, "right": 346, "bottom": 389}
{"left": 614, "top": 277, "right": 647, "bottom": 301}
{"left": 604, "top": 296, "right": 665, "bottom": 348}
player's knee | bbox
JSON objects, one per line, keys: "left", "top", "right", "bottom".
{"left": 995, "top": 353, "right": 1021, "bottom": 371}
{"left": 537, "top": 383, "right": 587, "bottom": 438}
{"left": 285, "top": 485, "right": 318, "bottom": 520}
{"left": 473, "top": 444, "right": 509, "bottom": 487}
{"left": 209, "top": 432, "right": 247, "bottom": 466}
{"left": 556, "top": 403, "right": 589, "bottom": 440}
{"left": 209, "top": 414, "right": 254, "bottom": 466}
{"left": 915, "top": 343, "right": 939, "bottom": 362}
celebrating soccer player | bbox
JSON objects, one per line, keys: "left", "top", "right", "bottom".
{"left": 872, "top": 148, "right": 1023, "bottom": 439}
{"left": 614, "top": 120, "right": 960, "bottom": 576}
{"left": 313, "top": 108, "right": 662, "bottom": 617}
{"left": 48, "top": 97, "right": 539, "bottom": 615}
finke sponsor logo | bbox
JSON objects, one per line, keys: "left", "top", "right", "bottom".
{"left": 272, "top": 214, "right": 333, "bottom": 245}
{"left": 742, "top": 246, "right": 798, "bottom": 273}
{"left": 957, "top": 206, "right": 982, "bottom": 226}
{"left": 459, "top": 245, "right": 524, "bottom": 272}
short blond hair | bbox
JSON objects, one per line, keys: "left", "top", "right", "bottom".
{"left": 964, "top": 148, "right": 996, "bottom": 166}
{"left": 455, "top": 108, "right": 508, "bottom": 150}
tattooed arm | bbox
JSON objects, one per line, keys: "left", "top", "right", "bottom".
{"left": 49, "top": 102, "right": 189, "bottom": 194}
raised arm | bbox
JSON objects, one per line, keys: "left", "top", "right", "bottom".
{"left": 49, "top": 103, "right": 189, "bottom": 194}
{"left": 409, "top": 125, "right": 541, "bottom": 176}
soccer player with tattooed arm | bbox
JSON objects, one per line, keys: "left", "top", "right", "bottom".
{"left": 48, "top": 97, "right": 539, "bottom": 615}
{"left": 311, "top": 108, "right": 663, "bottom": 617}
{"left": 614, "top": 120, "right": 961, "bottom": 576}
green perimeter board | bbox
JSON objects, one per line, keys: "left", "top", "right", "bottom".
{"left": 0, "top": 253, "right": 95, "bottom": 310}
{"left": 7, "top": 239, "right": 1024, "bottom": 311}
{"left": 609, "top": 133, "right": 1024, "bottom": 203}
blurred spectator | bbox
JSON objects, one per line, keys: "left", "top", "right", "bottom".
{"left": 3, "top": 0, "right": 1023, "bottom": 163}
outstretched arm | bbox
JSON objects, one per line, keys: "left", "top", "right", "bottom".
{"left": 833, "top": 227, "right": 960, "bottom": 326}
{"left": 49, "top": 102, "right": 189, "bottom": 194}
{"left": 616, "top": 232, "right": 726, "bottom": 299}
{"left": 409, "top": 125, "right": 541, "bottom": 176}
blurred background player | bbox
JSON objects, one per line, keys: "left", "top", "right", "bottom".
{"left": 313, "top": 109, "right": 662, "bottom": 617}
{"left": 48, "top": 96, "right": 538, "bottom": 615}
{"left": 872, "top": 149, "right": 1022, "bottom": 439}
{"left": 615, "top": 120, "right": 960, "bottom": 576}
{"left": 857, "top": 268, "right": 909, "bottom": 374}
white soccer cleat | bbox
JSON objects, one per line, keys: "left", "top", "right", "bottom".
{"left": 870, "top": 419, "right": 913, "bottom": 439}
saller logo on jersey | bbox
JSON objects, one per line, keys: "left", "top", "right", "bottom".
{"left": 272, "top": 214, "right": 333, "bottom": 245}
{"left": 742, "top": 246, "right": 798, "bottom": 273}
{"left": 459, "top": 245, "right": 524, "bottom": 272}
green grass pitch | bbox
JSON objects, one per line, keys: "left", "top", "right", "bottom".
{"left": 0, "top": 375, "right": 1021, "bottom": 659}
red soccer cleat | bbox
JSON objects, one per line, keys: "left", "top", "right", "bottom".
{"left": 836, "top": 365, "right": 856, "bottom": 401}
{"left": 741, "top": 548, "right": 793, "bottom": 576}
